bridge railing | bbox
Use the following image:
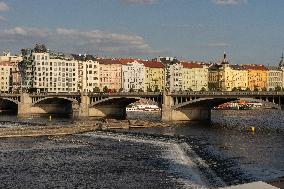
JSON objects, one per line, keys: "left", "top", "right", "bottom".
{"left": 169, "top": 91, "right": 284, "bottom": 96}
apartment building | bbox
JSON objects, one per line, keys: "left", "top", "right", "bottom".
{"left": 267, "top": 66, "right": 283, "bottom": 91}
{"left": 142, "top": 60, "right": 164, "bottom": 92}
{"left": 0, "top": 61, "right": 12, "bottom": 92}
{"left": 98, "top": 59, "right": 122, "bottom": 92}
{"left": 122, "top": 60, "right": 145, "bottom": 92}
{"left": 242, "top": 64, "right": 268, "bottom": 91}
{"left": 72, "top": 54, "right": 99, "bottom": 92}
{"left": 181, "top": 61, "right": 208, "bottom": 91}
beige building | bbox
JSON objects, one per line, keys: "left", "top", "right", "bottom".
{"left": 98, "top": 59, "right": 122, "bottom": 92}
{"left": 73, "top": 54, "right": 99, "bottom": 92}
{"left": 181, "top": 61, "right": 208, "bottom": 91}
{"left": 0, "top": 51, "right": 22, "bottom": 63}
{"left": 142, "top": 60, "right": 164, "bottom": 92}
{"left": 0, "top": 61, "right": 13, "bottom": 92}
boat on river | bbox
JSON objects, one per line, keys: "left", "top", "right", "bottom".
{"left": 126, "top": 104, "right": 161, "bottom": 112}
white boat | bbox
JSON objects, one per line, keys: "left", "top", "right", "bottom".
{"left": 126, "top": 104, "right": 161, "bottom": 112}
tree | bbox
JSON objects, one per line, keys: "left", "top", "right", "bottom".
{"left": 119, "top": 88, "right": 124, "bottom": 92}
{"left": 254, "top": 87, "right": 259, "bottom": 91}
{"left": 200, "top": 87, "right": 206, "bottom": 91}
{"left": 93, "top": 87, "right": 100, "bottom": 93}
{"left": 103, "top": 86, "right": 108, "bottom": 93}
{"left": 138, "top": 88, "right": 144, "bottom": 92}
{"left": 187, "top": 88, "right": 193, "bottom": 91}
{"left": 237, "top": 87, "right": 242, "bottom": 91}
{"left": 245, "top": 87, "right": 250, "bottom": 91}
{"left": 147, "top": 87, "right": 153, "bottom": 92}
{"left": 275, "top": 86, "right": 282, "bottom": 91}
{"left": 113, "top": 89, "right": 117, "bottom": 93}
{"left": 232, "top": 87, "right": 237, "bottom": 91}
{"left": 129, "top": 88, "right": 134, "bottom": 93}
{"left": 261, "top": 87, "right": 267, "bottom": 91}
{"left": 154, "top": 86, "right": 160, "bottom": 92}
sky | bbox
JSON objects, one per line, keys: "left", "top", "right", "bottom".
{"left": 0, "top": 0, "right": 284, "bottom": 65}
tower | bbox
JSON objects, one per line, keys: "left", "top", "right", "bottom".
{"left": 279, "top": 53, "right": 284, "bottom": 68}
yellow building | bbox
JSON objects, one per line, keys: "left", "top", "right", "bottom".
{"left": 141, "top": 60, "right": 164, "bottom": 92}
{"left": 181, "top": 61, "right": 208, "bottom": 91}
{"left": 209, "top": 52, "right": 248, "bottom": 91}
{"left": 0, "top": 61, "right": 13, "bottom": 92}
{"left": 242, "top": 64, "right": 268, "bottom": 91}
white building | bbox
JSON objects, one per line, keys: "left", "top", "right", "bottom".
{"left": 0, "top": 61, "right": 13, "bottom": 92}
{"left": 168, "top": 63, "right": 183, "bottom": 92}
{"left": 72, "top": 54, "right": 100, "bottom": 92}
{"left": 32, "top": 51, "right": 79, "bottom": 93}
{"left": 267, "top": 66, "right": 282, "bottom": 91}
{"left": 122, "top": 60, "right": 145, "bottom": 92}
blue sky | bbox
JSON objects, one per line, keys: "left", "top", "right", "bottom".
{"left": 0, "top": 0, "right": 283, "bottom": 65}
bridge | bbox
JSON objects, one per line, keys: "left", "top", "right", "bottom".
{"left": 0, "top": 91, "right": 283, "bottom": 121}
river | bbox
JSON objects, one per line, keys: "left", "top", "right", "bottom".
{"left": 0, "top": 110, "right": 283, "bottom": 188}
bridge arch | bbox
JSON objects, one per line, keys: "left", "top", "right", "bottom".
{"left": 89, "top": 96, "right": 161, "bottom": 108}
{"left": 32, "top": 96, "right": 79, "bottom": 106}
{"left": 31, "top": 96, "right": 80, "bottom": 116}
{"left": 0, "top": 97, "right": 20, "bottom": 114}
{"left": 88, "top": 96, "right": 162, "bottom": 119}
{"left": 173, "top": 97, "right": 282, "bottom": 110}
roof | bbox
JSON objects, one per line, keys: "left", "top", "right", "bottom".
{"left": 266, "top": 66, "right": 281, "bottom": 71}
{"left": 98, "top": 58, "right": 121, "bottom": 65}
{"left": 230, "top": 65, "right": 245, "bottom": 70}
{"left": 71, "top": 54, "right": 97, "bottom": 61}
{"left": 181, "top": 61, "right": 203, "bottom": 69}
{"left": 0, "top": 61, "right": 14, "bottom": 66}
{"left": 242, "top": 64, "right": 268, "bottom": 71}
{"left": 118, "top": 58, "right": 138, "bottom": 65}
{"left": 141, "top": 60, "right": 164, "bottom": 68}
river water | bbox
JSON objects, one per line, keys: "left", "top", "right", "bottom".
{"left": 0, "top": 110, "right": 283, "bottom": 188}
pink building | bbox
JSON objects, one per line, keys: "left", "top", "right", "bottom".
{"left": 98, "top": 58, "right": 123, "bottom": 92}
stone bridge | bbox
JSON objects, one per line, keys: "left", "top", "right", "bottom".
{"left": 0, "top": 91, "right": 283, "bottom": 121}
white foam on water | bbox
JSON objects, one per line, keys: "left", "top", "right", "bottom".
{"left": 82, "top": 132, "right": 224, "bottom": 189}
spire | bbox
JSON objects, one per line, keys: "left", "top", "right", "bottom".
{"left": 221, "top": 51, "right": 229, "bottom": 65}
{"left": 279, "top": 52, "right": 284, "bottom": 68}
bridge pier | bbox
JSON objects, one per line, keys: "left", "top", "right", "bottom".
{"left": 18, "top": 93, "right": 32, "bottom": 117}
{"left": 161, "top": 93, "right": 211, "bottom": 121}
{"left": 89, "top": 105, "right": 127, "bottom": 119}
{"left": 77, "top": 95, "right": 90, "bottom": 118}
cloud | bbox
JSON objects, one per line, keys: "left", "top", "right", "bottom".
{"left": 121, "top": 0, "right": 158, "bottom": 5}
{"left": 0, "top": 26, "right": 165, "bottom": 56}
{"left": 0, "top": 15, "right": 6, "bottom": 21}
{"left": 0, "top": 2, "right": 9, "bottom": 12}
{"left": 207, "top": 43, "right": 230, "bottom": 47}
{"left": 212, "top": 0, "right": 247, "bottom": 5}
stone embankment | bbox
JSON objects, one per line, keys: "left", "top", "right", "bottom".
{"left": 0, "top": 119, "right": 169, "bottom": 138}
{"left": 0, "top": 124, "right": 99, "bottom": 138}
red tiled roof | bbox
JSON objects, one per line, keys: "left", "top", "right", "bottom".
{"left": 242, "top": 64, "right": 268, "bottom": 71}
{"left": 141, "top": 60, "right": 164, "bottom": 68}
{"left": 181, "top": 61, "right": 203, "bottom": 69}
{"left": 118, "top": 58, "right": 137, "bottom": 65}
